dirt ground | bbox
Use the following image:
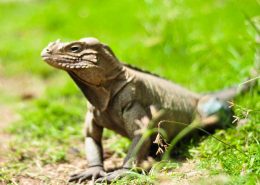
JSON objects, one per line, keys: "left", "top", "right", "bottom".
{"left": 0, "top": 106, "right": 16, "bottom": 164}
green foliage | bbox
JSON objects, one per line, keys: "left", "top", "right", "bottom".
{"left": 0, "top": 0, "right": 259, "bottom": 184}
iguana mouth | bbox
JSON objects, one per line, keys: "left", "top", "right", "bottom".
{"left": 41, "top": 54, "right": 88, "bottom": 69}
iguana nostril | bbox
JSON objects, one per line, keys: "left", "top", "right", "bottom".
{"left": 43, "top": 48, "right": 52, "bottom": 55}
{"left": 41, "top": 48, "right": 52, "bottom": 57}
{"left": 46, "top": 48, "right": 51, "bottom": 54}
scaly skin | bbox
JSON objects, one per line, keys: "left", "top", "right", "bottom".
{"left": 41, "top": 37, "right": 255, "bottom": 183}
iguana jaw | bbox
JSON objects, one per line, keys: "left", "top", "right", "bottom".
{"left": 41, "top": 38, "right": 99, "bottom": 71}
{"left": 41, "top": 53, "right": 90, "bottom": 70}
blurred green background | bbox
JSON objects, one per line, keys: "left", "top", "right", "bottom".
{"left": 0, "top": 0, "right": 259, "bottom": 184}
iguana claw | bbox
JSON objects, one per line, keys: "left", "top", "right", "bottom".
{"left": 68, "top": 166, "right": 105, "bottom": 183}
{"left": 95, "top": 168, "right": 130, "bottom": 183}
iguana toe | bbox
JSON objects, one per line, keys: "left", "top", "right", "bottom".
{"left": 95, "top": 168, "right": 130, "bottom": 183}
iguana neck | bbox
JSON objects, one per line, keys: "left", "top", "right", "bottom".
{"left": 68, "top": 66, "right": 132, "bottom": 111}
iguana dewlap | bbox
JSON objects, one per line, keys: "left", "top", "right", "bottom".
{"left": 41, "top": 37, "right": 253, "bottom": 183}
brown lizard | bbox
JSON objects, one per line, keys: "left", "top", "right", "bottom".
{"left": 41, "top": 37, "right": 257, "bottom": 183}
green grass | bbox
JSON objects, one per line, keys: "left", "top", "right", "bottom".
{"left": 0, "top": 0, "right": 259, "bottom": 184}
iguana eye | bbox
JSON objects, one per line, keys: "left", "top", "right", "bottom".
{"left": 69, "top": 44, "right": 82, "bottom": 53}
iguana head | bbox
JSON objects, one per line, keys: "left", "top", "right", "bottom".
{"left": 41, "top": 37, "right": 122, "bottom": 85}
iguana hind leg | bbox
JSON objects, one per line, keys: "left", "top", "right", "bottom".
{"left": 197, "top": 96, "right": 234, "bottom": 129}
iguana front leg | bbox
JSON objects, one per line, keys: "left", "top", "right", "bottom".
{"left": 96, "top": 102, "right": 151, "bottom": 183}
{"left": 69, "top": 110, "right": 105, "bottom": 183}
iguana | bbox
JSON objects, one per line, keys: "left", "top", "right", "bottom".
{"left": 41, "top": 37, "right": 257, "bottom": 183}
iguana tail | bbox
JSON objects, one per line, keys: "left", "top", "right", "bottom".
{"left": 198, "top": 35, "right": 259, "bottom": 128}
{"left": 211, "top": 73, "right": 259, "bottom": 101}
{"left": 197, "top": 72, "right": 258, "bottom": 129}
